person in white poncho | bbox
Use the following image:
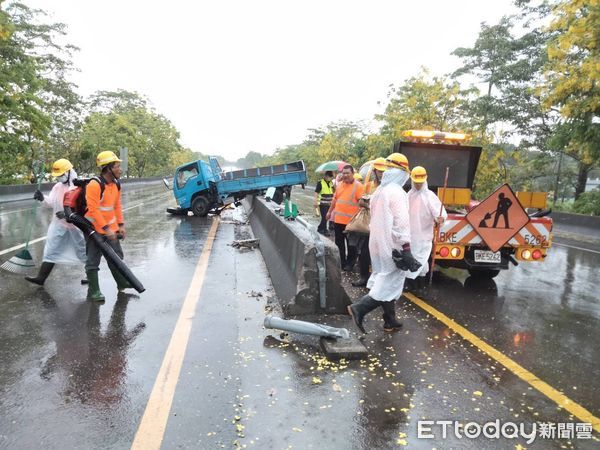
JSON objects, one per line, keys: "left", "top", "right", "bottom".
{"left": 347, "top": 153, "right": 421, "bottom": 333}
{"left": 25, "top": 159, "right": 87, "bottom": 286}
{"left": 406, "top": 166, "right": 447, "bottom": 286}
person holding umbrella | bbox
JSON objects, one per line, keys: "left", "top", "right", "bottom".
{"left": 314, "top": 160, "right": 347, "bottom": 232}
{"left": 314, "top": 170, "right": 335, "bottom": 236}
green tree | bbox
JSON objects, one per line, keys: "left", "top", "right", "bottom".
{"left": 451, "top": 5, "right": 574, "bottom": 201}
{"left": 0, "top": 1, "right": 80, "bottom": 183}
{"left": 542, "top": 0, "right": 600, "bottom": 199}
{"left": 78, "top": 90, "right": 182, "bottom": 177}
{"left": 452, "top": 17, "right": 517, "bottom": 131}
{"left": 376, "top": 69, "right": 473, "bottom": 145}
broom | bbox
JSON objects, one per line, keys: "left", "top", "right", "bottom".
{"left": 1, "top": 162, "right": 44, "bottom": 274}
{"left": 429, "top": 166, "right": 450, "bottom": 286}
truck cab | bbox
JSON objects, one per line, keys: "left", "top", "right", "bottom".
{"left": 170, "top": 159, "right": 219, "bottom": 216}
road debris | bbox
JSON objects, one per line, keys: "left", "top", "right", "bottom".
{"left": 231, "top": 238, "right": 260, "bottom": 249}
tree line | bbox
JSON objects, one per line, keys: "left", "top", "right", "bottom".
{"left": 1, "top": 1, "right": 598, "bottom": 214}
{"left": 0, "top": 1, "right": 194, "bottom": 183}
{"left": 234, "top": 0, "right": 599, "bottom": 212}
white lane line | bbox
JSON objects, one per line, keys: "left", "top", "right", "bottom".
{"left": 0, "top": 207, "right": 35, "bottom": 217}
{"left": 553, "top": 242, "right": 600, "bottom": 255}
{"left": 0, "top": 237, "right": 47, "bottom": 256}
{"left": 123, "top": 202, "right": 144, "bottom": 212}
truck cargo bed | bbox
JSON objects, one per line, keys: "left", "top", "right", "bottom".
{"left": 221, "top": 161, "right": 305, "bottom": 181}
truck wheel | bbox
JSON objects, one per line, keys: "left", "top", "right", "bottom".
{"left": 192, "top": 196, "right": 210, "bottom": 217}
{"left": 468, "top": 268, "right": 500, "bottom": 279}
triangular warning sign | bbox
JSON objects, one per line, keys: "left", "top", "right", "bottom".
{"left": 466, "top": 184, "right": 530, "bottom": 253}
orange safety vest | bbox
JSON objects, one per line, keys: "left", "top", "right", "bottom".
{"left": 333, "top": 180, "right": 364, "bottom": 225}
{"left": 85, "top": 179, "right": 124, "bottom": 234}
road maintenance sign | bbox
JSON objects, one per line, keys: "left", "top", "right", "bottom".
{"left": 465, "top": 184, "right": 530, "bottom": 253}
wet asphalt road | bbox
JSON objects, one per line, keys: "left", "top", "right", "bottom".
{"left": 0, "top": 183, "right": 598, "bottom": 449}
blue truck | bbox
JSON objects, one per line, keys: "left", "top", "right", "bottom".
{"left": 166, "top": 157, "right": 308, "bottom": 216}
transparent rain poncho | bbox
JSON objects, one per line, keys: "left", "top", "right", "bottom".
{"left": 406, "top": 180, "right": 447, "bottom": 278}
{"left": 366, "top": 168, "right": 411, "bottom": 301}
{"left": 41, "top": 170, "right": 86, "bottom": 264}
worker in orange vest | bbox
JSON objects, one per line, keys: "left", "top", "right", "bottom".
{"left": 84, "top": 151, "right": 131, "bottom": 301}
{"left": 326, "top": 164, "right": 365, "bottom": 271}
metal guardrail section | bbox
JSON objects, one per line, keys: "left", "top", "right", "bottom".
{"left": 295, "top": 216, "right": 327, "bottom": 309}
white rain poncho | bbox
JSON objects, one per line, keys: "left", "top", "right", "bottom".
{"left": 406, "top": 180, "right": 447, "bottom": 278}
{"left": 366, "top": 168, "right": 411, "bottom": 302}
{"left": 40, "top": 170, "right": 86, "bottom": 264}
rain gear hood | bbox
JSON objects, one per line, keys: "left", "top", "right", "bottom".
{"left": 366, "top": 168, "right": 412, "bottom": 301}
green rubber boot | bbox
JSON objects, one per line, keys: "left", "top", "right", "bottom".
{"left": 86, "top": 270, "right": 105, "bottom": 302}
{"left": 108, "top": 263, "right": 132, "bottom": 292}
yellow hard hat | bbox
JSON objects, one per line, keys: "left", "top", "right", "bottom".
{"left": 51, "top": 158, "right": 73, "bottom": 177}
{"left": 96, "top": 150, "right": 122, "bottom": 167}
{"left": 372, "top": 157, "right": 389, "bottom": 172}
{"left": 411, "top": 166, "right": 427, "bottom": 183}
{"left": 353, "top": 172, "right": 363, "bottom": 181}
{"left": 386, "top": 152, "right": 410, "bottom": 172}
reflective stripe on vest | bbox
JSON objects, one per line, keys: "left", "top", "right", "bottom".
{"left": 333, "top": 181, "right": 361, "bottom": 224}
{"left": 318, "top": 179, "right": 334, "bottom": 204}
{"left": 85, "top": 216, "right": 116, "bottom": 225}
{"left": 99, "top": 206, "right": 115, "bottom": 211}
{"left": 336, "top": 182, "right": 359, "bottom": 206}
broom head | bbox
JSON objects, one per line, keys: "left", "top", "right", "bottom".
{"left": 1, "top": 249, "right": 36, "bottom": 274}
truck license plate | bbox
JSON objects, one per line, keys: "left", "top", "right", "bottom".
{"left": 474, "top": 250, "right": 501, "bottom": 263}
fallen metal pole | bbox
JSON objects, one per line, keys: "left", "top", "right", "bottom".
{"left": 264, "top": 315, "right": 349, "bottom": 339}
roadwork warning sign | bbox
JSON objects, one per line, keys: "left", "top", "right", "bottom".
{"left": 466, "top": 184, "right": 530, "bottom": 252}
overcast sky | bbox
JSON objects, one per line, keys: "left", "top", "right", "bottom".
{"left": 26, "top": 0, "right": 516, "bottom": 161}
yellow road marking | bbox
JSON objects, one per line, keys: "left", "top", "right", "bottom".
{"left": 131, "top": 217, "right": 220, "bottom": 450}
{"left": 403, "top": 292, "right": 600, "bottom": 433}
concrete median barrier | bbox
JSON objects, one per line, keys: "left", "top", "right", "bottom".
{"left": 242, "top": 195, "right": 350, "bottom": 316}
{"left": 0, "top": 176, "right": 165, "bottom": 204}
{"left": 550, "top": 211, "right": 600, "bottom": 230}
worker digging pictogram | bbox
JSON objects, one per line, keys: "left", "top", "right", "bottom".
{"left": 479, "top": 192, "right": 514, "bottom": 229}
{"left": 465, "top": 184, "right": 530, "bottom": 253}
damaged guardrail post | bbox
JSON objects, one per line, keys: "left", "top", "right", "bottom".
{"left": 264, "top": 315, "right": 349, "bottom": 339}
{"left": 295, "top": 216, "right": 327, "bottom": 309}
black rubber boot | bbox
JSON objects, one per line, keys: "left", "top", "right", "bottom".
{"left": 25, "top": 262, "right": 55, "bottom": 286}
{"left": 381, "top": 301, "right": 403, "bottom": 333}
{"left": 347, "top": 295, "right": 381, "bottom": 333}
{"left": 351, "top": 278, "right": 368, "bottom": 287}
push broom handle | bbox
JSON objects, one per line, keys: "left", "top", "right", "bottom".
{"left": 24, "top": 164, "right": 44, "bottom": 251}
{"left": 429, "top": 167, "right": 449, "bottom": 286}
